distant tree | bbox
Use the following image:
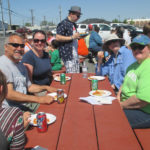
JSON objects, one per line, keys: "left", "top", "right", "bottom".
{"left": 129, "top": 20, "right": 135, "bottom": 25}
{"left": 40, "top": 20, "right": 48, "bottom": 26}
{"left": 123, "top": 19, "right": 128, "bottom": 24}
{"left": 112, "top": 19, "right": 119, "bottom": 23}
{"left": 48, "top": 22, "right": 56, "bottom": 26}
{"left": 25, "top": 22, "right": 31, "bottom": 26}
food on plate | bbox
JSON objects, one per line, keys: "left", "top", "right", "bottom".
{"left": 33, "top": 118, "right": 50, "bottom": 125}
{"left": 80, "top": 32, "right": 86, "bottom": 34}
{"left": 80, "top": 32, "right": 88, "bottom": 37}
{"left": 54, "top": 95, "right": 57, "bottom": 100}
{"left": 55, "top": 76, "right": 70, "bottom": 81}
{"left": 93, "top": 90, "right": 105, "bottom": 96}
{"left": 88, "top": 77, "right": 97, "bottom": 80}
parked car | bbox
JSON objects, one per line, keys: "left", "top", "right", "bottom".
{"left": 77, "top": 24, "right": 88, "bottom": 33}
{"left": 110, "top": 23, "right": 126, "bottom": 28}
{"left": 16, "top": 27, "right": 31, "bottom": 34}
{"left": 51, "top": 28, "right": 56, "bottom": 35}
{"left": 91, "top": 23, "right": 111, "bottom": 41}
{"left": 51, "top": 24, "right": 88, "bottom": 36}
{"left": 116, "top": 25, "right": 143, "bottom": 39}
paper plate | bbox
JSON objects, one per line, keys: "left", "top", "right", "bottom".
{"left": 54, "top": 76, "right": 71, "bottom": 82}
{"left": 88, "top": 76, "right": 105, "bottom": 81}
{"left": 47, "top": 92, "right": 67, "bottom": 101}
{"left": 89, "top": 90, "right": 111, "bottom": 97}
{"left": 29, "top": 113, "right": 56, "bottom": 126}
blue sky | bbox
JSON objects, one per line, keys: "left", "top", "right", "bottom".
{"left": 1, "top": 0, "right": 150, "bottom": 26}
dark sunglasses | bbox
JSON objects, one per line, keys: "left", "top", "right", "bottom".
{"left": 73, "top": 13, "right": 80, "bottom": 18}
{"left": 33, "top": 39, "right": 46, "bottom": 43}
{"left": 131, "top": 44, "right": 146, "bottom": 51}
{"left": 8, "top": 43, "right": 25, "bottom": 48}
{"left": 76, "top": 15, "right": 80, "bottom": 18}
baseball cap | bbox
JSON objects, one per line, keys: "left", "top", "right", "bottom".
{"left": 88, "top": 24, "right": 93, "bottom": 30}
{"left": 130, "top": 34, "right": 150, "bottom": 46}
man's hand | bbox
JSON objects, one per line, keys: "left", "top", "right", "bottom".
{"left": 23, "top": 111, "right": 31, "bottom": 128}
{"left": 38, "top": 95, "right": 54, "bottom": 104}
{"left": 72, "top": 32, "right": 80, "bottom": 39}
{"left": 97, "top": 51, "right": 104, "bottom": 59}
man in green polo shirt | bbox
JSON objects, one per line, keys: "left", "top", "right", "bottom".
{"left": 119, "top": 34, "right": 150, "bottom": 128}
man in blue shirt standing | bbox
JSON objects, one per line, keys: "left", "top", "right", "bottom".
{"left": 96, "top": 34, "right": 136, "bottom": 91}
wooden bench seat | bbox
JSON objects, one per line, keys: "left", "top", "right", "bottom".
{"left": 134, "top": 129, "right": 150, "bottom": 150}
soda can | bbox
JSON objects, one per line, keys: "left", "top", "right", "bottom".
{"left": 36, "top": 112, "right": 47, "bottom": 132}
{"left": 91, "top": 79, "right": 98, "bottom": 91}
{"left": 60, "top": 73, "right": 66, "bottom": 84}
{"left": 57, "top": 89, "right": 64, "bottom": 104}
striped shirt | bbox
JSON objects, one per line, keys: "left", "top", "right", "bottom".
{"left": 0, "top": 107, "right": 25, "bottom": 150}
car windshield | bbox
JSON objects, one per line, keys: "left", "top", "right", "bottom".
{"left": 127, "top": 26, "right": 136, "bottom": 30}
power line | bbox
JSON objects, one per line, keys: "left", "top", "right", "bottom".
{"left": 1, "top": 6, "right": 31, "bottom": 20}
{"left": 1, "top": 5, "right": 41, "bottom": 25}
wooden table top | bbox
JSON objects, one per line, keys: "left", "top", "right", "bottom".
{"left": 25, "top": 73, "right": 142, "bottom": 150}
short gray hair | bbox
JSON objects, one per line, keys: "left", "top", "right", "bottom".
{"left": 4, "top": 33, "right": 24, "bottom": 45}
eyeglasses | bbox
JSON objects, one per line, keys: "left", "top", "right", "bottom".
{"left": 131, "top": 44, "right": 146, "bottom": 51}
{"left": 73, "top": 13, "right": 80, "bottom": 18}
{"left": 76, "top": 15, "right": 80, "bottom": 18}
{"left": 33, "top": 39, "right": 46, "bottom": 43}
{"left": 8, "top": 43, "right": 25, "bottom": 48}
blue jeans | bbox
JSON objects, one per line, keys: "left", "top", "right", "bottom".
{"left": 124, "top": 109, "right": 150, "bottom": 128}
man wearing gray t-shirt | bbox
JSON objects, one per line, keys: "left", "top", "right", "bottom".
{"left": 0, "top": 33, "right": 57, "bottom": 110}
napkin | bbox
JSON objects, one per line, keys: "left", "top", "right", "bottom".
{"left": 79, "top": 96, "right": 116, "bottom": 105}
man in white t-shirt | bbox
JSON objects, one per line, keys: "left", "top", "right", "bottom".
{"left": 0, "top": 33, "right": 57, "bottom": 110}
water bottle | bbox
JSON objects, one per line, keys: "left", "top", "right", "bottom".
{"left": 82, "top": 62, "right": 88, "bottom": 78}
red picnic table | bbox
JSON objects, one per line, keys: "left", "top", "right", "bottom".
{"left": 25, "top": 73, "right": 142, "bottom": 150}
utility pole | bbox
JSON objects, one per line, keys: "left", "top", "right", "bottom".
{"left": 7, "top": 0, "right": 12, "bottom": 29}
{"left": 30, "top": 9, "right": 34, "bottom": 26}
{"left": 44, "top": 16, "right": 46, "bottom": 22}
{"left": 0, "top": 0, "right": 5, "bottom": 37}
{"left": 43, "top": 16, "right": 46, "bottom": 26}
{"left": 59, "top": 6, "right": 62, "bottom": 22}
{"left": 118, "top": 15, "right": 120, "bottom": 22}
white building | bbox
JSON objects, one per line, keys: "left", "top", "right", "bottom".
{"left": 127, "top": 18, "right": 150, "bottom": 27}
